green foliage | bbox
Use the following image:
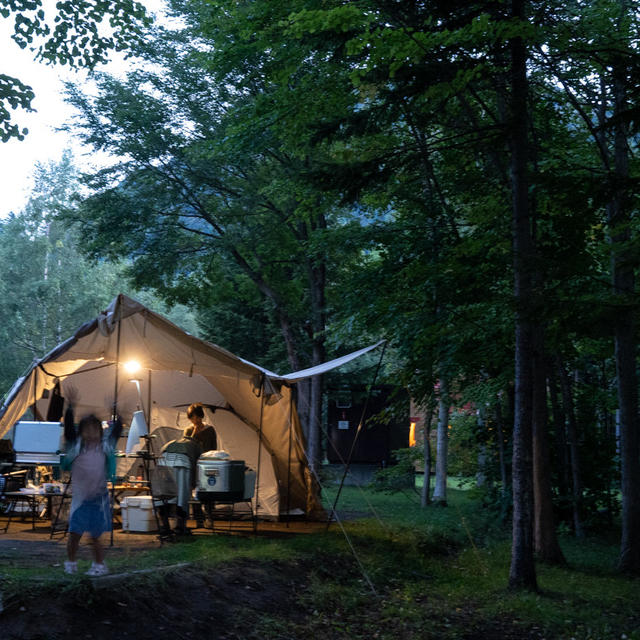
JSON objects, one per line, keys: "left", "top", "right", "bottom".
{"left": 370, "top": 447, "right": 419, "bottom": 494}
{"left": 0, "top": 0, "right": 150, "bottom": 141}
{"left": 60, "top": 5, "right": 372, "bottom": 375}
{"left": 0, "top": 73, "right": 34, "bottom": 141}
{"left": 48, "top": 0, "right": 640, "bottom": 562}
{"left": 447, "top": 412, "right": 482, "bottom": 477}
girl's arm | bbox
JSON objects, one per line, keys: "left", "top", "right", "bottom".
{"left": 107, "top": 415, "right": 123, "bottom": 445}
{"left": 64, "top": 406, "right": 77, "bottom": 443}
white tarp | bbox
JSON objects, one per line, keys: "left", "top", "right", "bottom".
{"left": 273, "top": 341, "right": 385, "bottom": 382}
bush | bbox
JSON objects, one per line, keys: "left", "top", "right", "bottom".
{"left": 371, "top": 448, "right": 419, "bottom": 493}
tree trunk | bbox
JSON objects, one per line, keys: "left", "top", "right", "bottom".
{"left": 476, "top": 404, "right": 491, "bottom": 489}
{"left": 556, "top": 357, "right": 584, "bottom": 538}
{"left": 609, "top": 8, "right": 640, "bottom": 570}
{"left": 296, "top": 379, "right": 311, "bottom": 444}
{"left": 508, "top": 0, "right": 537, "bottom": 590}
{"left": 303, "top": 215, "right": 327, "bottom": 475}
{"left": 494, "top": 396, "right": 508, "bottom": 499}
{"left": 421, "top": 398, "right": 435, "bottom": 508}
{"left": 547, "top": 365, "right": 569, "bottom": 498}
{"left": 532, "top": 333, "right": 565, "bottom": 564}
{"left": 306, "top": 371, "right": 323, "bottom": 475}
{"left": 432, "top": 376, "right": 449, "bottom": 505}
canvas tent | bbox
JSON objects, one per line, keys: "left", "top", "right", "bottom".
{"left": 0, "top": 294, "right": 383, "bottom": 518}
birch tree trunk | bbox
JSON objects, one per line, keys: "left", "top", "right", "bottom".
{"left": 432, "top": 376, "right": 449, "bottom": 505}
{"left": 476, "top": 405, "right": 488, "bottom": 488}
{"left": 304, "top": 215, "right": 327, "bottom": 475}
{"left": 421, "top": 399, "right": 434, "bottom": 508}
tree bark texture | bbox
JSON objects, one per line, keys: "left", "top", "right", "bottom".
{"left": 508, "top": 0, "right": 537, "bottom": 591}
{"left": 432, "top": 376, "right": 450, "bottom": 504}
{"left": 494, "top": 397, "right": 508, "bottom": 499}
{"left": 556, "top": 357, "right": 584, "bottom": 538}
{"left": 421, "top": 400, "right": 435, "bottom": 508}
{"left": 304, "top": 215, "right": 328, "bottom": 474}
{"left": 547, "top": 366, "right": 569, "bottom": 498}
{"left": 532, "top": 334, "right": 565, "bottom": 564}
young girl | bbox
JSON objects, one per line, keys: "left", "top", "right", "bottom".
{"left": 61, "top": 406, "right": 122, "bottom": 576}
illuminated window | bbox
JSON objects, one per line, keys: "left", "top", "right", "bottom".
{"left": 409, "top": 422, "right": 417, "bottom": 447}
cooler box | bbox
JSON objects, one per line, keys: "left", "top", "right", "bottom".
{"left": 121, "top": 495, "right": 157, "bottom": 532}
{"left": 196, "top": 459, "right": 246, "bottom": 501}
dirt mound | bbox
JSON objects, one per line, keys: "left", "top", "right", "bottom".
{"left": 1, "top": 559, "right": 307, "bottom": 640}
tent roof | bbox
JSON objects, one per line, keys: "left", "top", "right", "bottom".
{"left": 0, "top": 293, "right": 383, "bottom": 438}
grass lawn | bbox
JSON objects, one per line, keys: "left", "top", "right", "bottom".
{"left": 1, "top": 480, "right": 638, "bottom": 639}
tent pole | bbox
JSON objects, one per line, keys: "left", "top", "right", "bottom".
{"left": 285, "top": 385, "right": 294, "bottom": 527}
{"left": 112, "top": 296, "right": 122, "bottom": 422}
{"left": 147, "top": 369, "right": 152, "bottom": 426}
{"left": 32, "top": 366, "right": 38, "bottom": 421}
{"left": 327, "top": 342, "right": 387, "bottom": 530}
{"left": 254, "top": 376, "right": 266, "bottom": 534}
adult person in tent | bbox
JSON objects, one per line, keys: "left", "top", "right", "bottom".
{"left": 184, "top": 402, "right": 218, "bottom": 528}
{"left": 184, "top": 403, "right": 217, "bottom": 452}
{"left": 61, "top": 397, "right": 122, "bottom": 576}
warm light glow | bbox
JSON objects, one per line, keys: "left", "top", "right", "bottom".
{"left": 124, "top": 360, "right": 141, "bottom": 375}
{"left": 409, "top": 422, "right": 417, "bottom": 447}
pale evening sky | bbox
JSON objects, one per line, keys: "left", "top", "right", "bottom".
{"left": 0, "top": 1, "right": 167, "bottom": 218}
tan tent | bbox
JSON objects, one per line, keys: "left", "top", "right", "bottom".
{"left": 0, "top": 294, "right": 382, "bottom": 518}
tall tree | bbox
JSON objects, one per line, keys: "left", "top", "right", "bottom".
{"left": 432, "top": 376, "right": 450, "bottom": 505}
{"left": 532, "top": 337, "right": 566, "bottom": 563}
{"left": 61, "top": 18, "right": 356, "bottom": 469}
{"left": 508, "top": 0, "right": 537, "bottom": 590}
{"left": 609, "top": 0, "right": 640, "bottom": 573}
{"left": 537, "top": 0, "right": 640, "bottom": 572}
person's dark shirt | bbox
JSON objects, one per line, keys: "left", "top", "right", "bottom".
{"left": 184, "top": 424, "right": 217, "bottom": 453}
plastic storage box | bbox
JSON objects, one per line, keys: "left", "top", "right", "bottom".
{"left": 121, "top": 495, "right": 157, "bottom": 532}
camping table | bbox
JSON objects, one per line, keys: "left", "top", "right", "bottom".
{"left": 1, "top": 490, "right": 42, "bottom": 532}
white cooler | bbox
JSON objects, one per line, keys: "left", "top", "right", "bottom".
{"left": 196, "top": 459, "right": 246, "bottom": 501}
{"left": 121, "top": 495, "right": 157, "bottom": 532}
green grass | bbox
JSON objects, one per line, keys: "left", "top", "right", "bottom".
{"left": 2, "top": 482, "right": 638, "bottom": 639}
{"left": 316, "top": 483, "right": 638, "bottom": 639}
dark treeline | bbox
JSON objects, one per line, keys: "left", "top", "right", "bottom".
{"left": 2, "top": 0, "right": 639, "bottom": 588}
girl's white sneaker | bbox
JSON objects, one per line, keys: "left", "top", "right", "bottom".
{"left": 63, "top": 561, "right": 78, "bottom": 574}
{"left": 85, "top": 562, "right": 109, "bottom": 576}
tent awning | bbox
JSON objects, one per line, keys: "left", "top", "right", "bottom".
{"left": 272, "top": 340, "right": 386, "bottom": 382}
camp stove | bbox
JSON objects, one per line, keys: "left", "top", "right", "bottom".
{"left": 196, "top": 454, "right": 246, "bottom": 501}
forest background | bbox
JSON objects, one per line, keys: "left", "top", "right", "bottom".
{"left": 1, "top": 0, "right": 640, "bottom": 593}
